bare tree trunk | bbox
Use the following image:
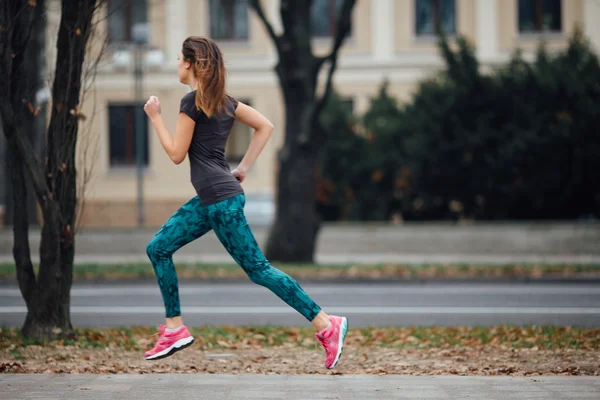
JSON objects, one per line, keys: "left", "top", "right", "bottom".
{"left": 250, "top": 0, "right": 355, "bottom": 262}
{"left": 22, "top": 0, "right": 98, "bottom": 339}
{"left": 0, "top": 0, "right": 39, "bottom": 317}
{"left": 2, "top": 0, "right": 45, "bottom": 227}
{"left": 1, "top": 0, "right": 101, "bottom": 339}
{"left": 266, "top": 62, "right": 320, "bottom": 261}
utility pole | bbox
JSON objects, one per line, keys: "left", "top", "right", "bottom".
{"left": 132, "top": 23, "right": 149, "bottom": 227}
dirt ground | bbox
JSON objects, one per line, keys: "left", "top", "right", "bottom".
{"left": 2, "top": 345, "right": 598, "bottom": 376}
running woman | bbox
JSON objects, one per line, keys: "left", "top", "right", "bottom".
{"left": 141, "top": 36, "right": 348, "bottom": 369}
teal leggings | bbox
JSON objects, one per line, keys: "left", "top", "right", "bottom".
{"left": 146, "top": 193, "right": 322, "bottom": 321}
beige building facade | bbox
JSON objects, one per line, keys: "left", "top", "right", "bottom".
{"left": 71, "top": 0, "right": 600, "bottom": 227}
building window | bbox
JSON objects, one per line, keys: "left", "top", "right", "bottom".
{"left": 226, "top": 100, "right": 252, "bottom": 163}
{"left": 107, "top": 0, "right": 148, "bottom": 44}
{"left": 415, "top": 0, "right": 456, "bottom": 36}
{"left": 210, "top": 0, "right": 249, "bottom": 41}
{"left": 311, "top": 0, "right": 353, "bottom": 38}
{"left": 518, "top": 0, "right": 561, "bottom": 33}
{"left": 108, "top": 104, "right": 149, "bottom": 167}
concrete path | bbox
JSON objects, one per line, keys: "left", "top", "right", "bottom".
{"left": 1, "top": 374, "right": 598, "bottom": 399}
{"left": 2, "top": 282, "right": 600, "bottom": 328}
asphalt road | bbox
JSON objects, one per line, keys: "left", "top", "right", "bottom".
{"left": 1, "top": 282, "right": 599, "bottom": 327}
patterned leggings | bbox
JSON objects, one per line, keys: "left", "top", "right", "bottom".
{"left": 146, "top": 193, "right": 322, "bottom": 321}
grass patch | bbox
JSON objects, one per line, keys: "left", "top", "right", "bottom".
{"left": 0, "top": 262, "right": 598, "bottom": 281}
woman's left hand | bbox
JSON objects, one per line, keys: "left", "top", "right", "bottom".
{"left": 144, "top": 96, "right": 161, "bottom": 119}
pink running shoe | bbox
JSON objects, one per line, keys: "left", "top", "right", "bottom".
{"left": 144, "top": 324, "right": 194, "bottom": 361}
{"left": 315, "top": 315, "right": 348, "bottom": 369}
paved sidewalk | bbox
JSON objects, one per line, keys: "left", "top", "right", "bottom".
{"left": 1, "top": 374, "right": 598, "bottom": 399}
{"left": 2, "top": 222, "right": 599, "bottom": 265}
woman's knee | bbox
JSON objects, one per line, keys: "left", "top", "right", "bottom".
{"left": 245, "top": 263, "right": 272, "bottom": 286}
{"left": 146, "top": 237, "right": 168, "bottom": 262}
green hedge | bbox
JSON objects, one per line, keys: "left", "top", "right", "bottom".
{"left": 317, "top": 30, "right": 600, "bottom": 221}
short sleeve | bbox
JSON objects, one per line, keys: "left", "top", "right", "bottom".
{"left": 226, "top": 95, "right": 239, "bottom": 113}
{"left": 179, "top": 92, "right": 202, "bottom": 121}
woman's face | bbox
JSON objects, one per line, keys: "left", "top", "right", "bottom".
{"left": 177, "top": 51, "right": 192, "bottom": 84}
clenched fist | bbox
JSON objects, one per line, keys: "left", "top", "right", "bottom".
{"left": 143, "top": 95, "right": 161, "bottom": 119}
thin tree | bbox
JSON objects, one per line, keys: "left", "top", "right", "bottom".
{"left": 249, "top": 0, "right": 356, "bottom": 262}
{"left": 2, "top": 0, "right": 46, "bottom": 228}
{"left": 0, "top": 0, "right": 103, "bottom": 339}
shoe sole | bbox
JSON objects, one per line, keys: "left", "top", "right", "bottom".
{"left": 328, "top": 317, "right": 348, "bottom": 369}
{"left": 145, "top": 336, "right": 195, "bottom": 361}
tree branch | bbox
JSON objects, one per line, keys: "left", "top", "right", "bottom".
{"left": 313, "top": 0, "right": 355, "bottom": 120}
{"left": 249, "top": 0, "right": 280, "bottom": 50}
{"left": 279, "top": 0, "right": 297, "bottom": 47}
{"left": 75, "top": 7, "right": 108, "bottom": 232}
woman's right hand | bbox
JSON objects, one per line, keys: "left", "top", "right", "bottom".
{"left": 144, "top": 96, "right": 161, "bottom": 120}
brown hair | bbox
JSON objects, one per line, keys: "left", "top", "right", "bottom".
{"left": 181, "top": 36, "right": 231, "bottom": 118}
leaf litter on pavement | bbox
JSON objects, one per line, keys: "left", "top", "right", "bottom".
{"left": 1, "top": 326, "right": 598, "bottom": 376}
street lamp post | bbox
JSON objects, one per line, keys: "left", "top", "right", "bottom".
{"left": 132, "top": 23, "right": 149, "bottom": 227}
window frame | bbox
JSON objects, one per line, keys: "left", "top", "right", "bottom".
{"left": 517, "top": 0, "right": 563, "bottom": 36}
{"left": 106, "top": 0, "right": 148, "bottom": 47}
{"left": 414, "top": 0, "right": 457, "bottom": 39}
{"left": 107, "top": 102, "right": 150, "bottom": 171}
{"left": 312, "top": 0, "right": 341, "bottom": 38}
{"left": 208, "top": 0, "right": 250, "bottom": 42}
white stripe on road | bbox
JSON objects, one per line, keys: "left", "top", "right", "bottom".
{"left": 1, "top": 285, "right": 599, "bottom": 297}
{"left": 1, "top": 306, "right": 599, "bottom": 314}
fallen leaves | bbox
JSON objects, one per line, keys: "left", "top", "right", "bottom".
{"left": 0, "top": 346, "right": 597, "bottom": 376}
{"left": 0, "top": 325, "right": 598, "bottom": 375}
{"left": 69, "top": 105, "right": 86, "bottom": 120}
{"left": 0, "top": 362, "right": 25, "bottom": 373}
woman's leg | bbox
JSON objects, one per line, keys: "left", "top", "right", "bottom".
{"left": 146, "top": 196, "right": 211, "bottom": 322}
{"left": 207, "top": 194, "right": 322, "bottom": 322}
{"left": 145, "top": 196, "right": 211, "bottom": 361}
{"left": 207, "top": 194, "right": 348, "bottom": 368}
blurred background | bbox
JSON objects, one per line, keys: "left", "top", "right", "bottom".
{"left": 2, "top": 0, "right": 598, "bottom": 230}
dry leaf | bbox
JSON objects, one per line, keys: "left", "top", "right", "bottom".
{"left": 75, "top": 28, "right": 81, "bottom": 36}
{"left": 70, "top": 105, "right": 87, "bottom": 121}
{"left": 28, "top": 0, "right": 37, "bottom": 6}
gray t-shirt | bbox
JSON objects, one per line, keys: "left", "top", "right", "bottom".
{"left": 179, "top": 91, "right": 244, "bottom": 205}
